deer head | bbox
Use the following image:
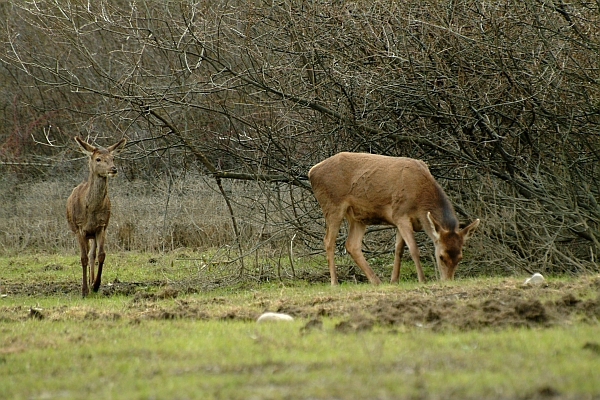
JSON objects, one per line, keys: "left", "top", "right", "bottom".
{"left": 74, "top": 136, "right": 126, "bottom": 178}
{"left": 427, "top": 212, "right": 480, "bottom": 279}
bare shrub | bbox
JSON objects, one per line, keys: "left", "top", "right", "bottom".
{"left": 1, "top": 0, "right": 598, "bottom": 276}
{"left": 0, "top": 179, "right": 73, "bottom": 252}
{"left": 0, "top": 173, "right": 307, "bottom": 280}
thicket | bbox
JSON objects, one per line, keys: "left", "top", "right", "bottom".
{"left": 1, "top": 0, "right": 598, "bottom": 277}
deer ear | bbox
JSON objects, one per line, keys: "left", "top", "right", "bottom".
{"left": 427, "top": 212, "right": 441, "bottom": 241}
{"left": 107, "top": 138, "right": 127, "bottom": 155}
{"left": 460, "top": 219, "right": 480, "bottom": 241}
{"left": 74, "top": 136, "right": 95, "bottom": 156}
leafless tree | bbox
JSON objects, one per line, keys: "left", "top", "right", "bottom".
{"left": 1, "top": 0, "right": 598, "bottom": 276}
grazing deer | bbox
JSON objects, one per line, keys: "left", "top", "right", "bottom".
{"left": 66, "top": 137, "right": 127, "bottom": 297}
{"left": 308, "top": 152, "right": 480, "bottom": 285}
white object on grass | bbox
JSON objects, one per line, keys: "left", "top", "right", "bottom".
{"left": 524, "top": 273, "right": 545, "bottom": 285}
{"left": 256, "top": 312, "right": 294, "bottom": 323}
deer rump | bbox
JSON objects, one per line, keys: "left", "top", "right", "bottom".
{"left": 308, "top": 152, "right": 479, "bottom": 285}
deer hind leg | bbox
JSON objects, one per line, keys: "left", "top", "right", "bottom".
{"left": 397, "top": 221, "right": 425, "bottom": 283}
{"left": 345, "top": 220, "right": 381, "bottom": 285}
{"left": 323, "top": 215, "right": 343, "bottom": 285}
{"left": 93, "top": 229, "right": 106, "bottom": 292}
{"left": 78, "top": 235, "right": 91, "bottom": 297}
{"left": 391, "top": 231, "right": 405, "bottom": 283}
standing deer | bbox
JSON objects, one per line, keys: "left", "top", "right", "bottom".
{"left": 66, "top": 136, "right": 127, "bottom": 297}
{"left": 308, "top": 152, "right": 480, "bottom": 285}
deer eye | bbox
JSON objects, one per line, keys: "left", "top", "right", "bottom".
{"left": 96, "top": 158, "right": 101, "bottom": 162}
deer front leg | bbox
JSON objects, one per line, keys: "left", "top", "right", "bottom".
{"left": 397, "top": 221, "right": 425, "bottom": 283}
{"left": 92, "top": 230, "right": 106, "bottom": 292}
{"left": 78, "top": 235, "right": 90, "bottom": 297}
{"left": 88, "top": 238, "right": 97, "bottom": 289}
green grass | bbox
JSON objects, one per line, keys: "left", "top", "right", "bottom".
{"left": 1, "top": 319, "right": 599, "bottom": 399}
{"left": 0, "top": 250, "right": 432, "bottom": 286}
{"left": 0, "top": 252, "right": 156, "bottom": 283}
{"left": 1, "top": 252, "right": 599, "bottom": 399}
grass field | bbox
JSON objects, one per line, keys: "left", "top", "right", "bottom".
{"left": 1, "top": 252, "right": 599, "bottom": 399}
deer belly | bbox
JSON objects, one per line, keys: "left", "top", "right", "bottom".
{"left": 347, "top": 206, "right": 394, "bottom": 226}
{"left": 82, "top": 223, "right": 107, "bottom": 238}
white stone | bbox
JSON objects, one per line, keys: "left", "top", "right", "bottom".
{"left": 256, "top": 312, "right": 294, "bottom": 323}
{"left": 524, "top": 272, "right": 545, "bottom": 285}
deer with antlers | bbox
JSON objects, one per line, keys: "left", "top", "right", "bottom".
{"left": 308, "top": 152, "right": 480, "bottom": 285}
{"left": 66, "top": 136, "right": 127, "bottom": 297}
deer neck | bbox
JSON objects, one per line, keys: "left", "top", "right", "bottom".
{"left": 432, "top": 184, "right": 459, "bottom": 231}
{"left": 85, "top": 172, "right": 109, "bottom": 208}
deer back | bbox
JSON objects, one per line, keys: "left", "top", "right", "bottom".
{"left": 308, "top": 152, "right": 455, "bottom": 229}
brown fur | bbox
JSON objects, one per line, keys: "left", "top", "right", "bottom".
{"left": 66, "top": 137, "right": 127, "bottom": 297}
{"left": 308, "top": 152, "right": 480, "bottom": 284}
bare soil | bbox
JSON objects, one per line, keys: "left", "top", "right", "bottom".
{"left": 1, "top": 275, "right": 600, "bottom": 333}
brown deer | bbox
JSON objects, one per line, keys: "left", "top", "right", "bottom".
{"left": 66, "top": 136, "right": 127, "bottom": 297}
{"left": 308, "top": 152, "right": 480, "bottom": 285}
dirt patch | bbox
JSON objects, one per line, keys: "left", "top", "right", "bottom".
{"left": 41, "top": 264, "right": 66, "bottom": 271}
{"left": 368, "top": 293, "right": 557, "bottom": 331}
{"left": 1, "top": 275, "right": 599, "bottom": 331}
{"left": 0, "top": 280, "right": 166, "bottom": 297}
{"left": 356, "top": 279, "right": 600, "bottom": 332}
{"left": 1, "top": 282, "right": 79, "bottom": 296}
